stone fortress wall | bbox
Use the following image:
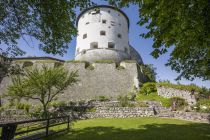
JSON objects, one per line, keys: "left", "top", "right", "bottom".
{"left": 0, "top": 60, "right": 144, "bottom": 104}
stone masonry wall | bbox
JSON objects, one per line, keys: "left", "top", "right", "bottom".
{"left": 0, "top": 61, "right": 143, "bottom": 104}
{"left": 157, "top": 86, "right": 197, "bottom": 106}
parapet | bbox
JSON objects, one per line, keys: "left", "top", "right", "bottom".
{"left": 12, "top": 59, "right": 139, "bottom": 71}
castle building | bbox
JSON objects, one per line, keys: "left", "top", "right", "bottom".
{"left": 0, "top": 5, "right": 145, "bottom": 102}
{"left": 75, "top": 5, "right": 143, "bottom": 64}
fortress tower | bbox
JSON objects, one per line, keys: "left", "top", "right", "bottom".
{"left": 75, "top": 5, "right": 142, "bottom": 63}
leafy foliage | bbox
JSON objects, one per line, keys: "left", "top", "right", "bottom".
{"left": 139, "top": 82, "right": 157, "bottom": 95}
{"left": 6, "top": 66, "right": 78, "bottom": 118}
{"left": 139, "top": 64, "right": 157, "bottom": 82}
{"left": 113, "top": 0, "right": 210, "bottom": 81}
{"left": 195, "top": 99, "right": 210, "bottom": 113}
{"left": 0, "top": 0, "right": 94, "bottom": 57}
{"left": 169, "top": 97, "right": 188, "bottom": 111}
{"left": 117, "top": 95, "right": 130, "bottom": 107}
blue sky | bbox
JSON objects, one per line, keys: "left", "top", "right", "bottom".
{"left": 1, "top": 0, "right": 210, "bottom": 88}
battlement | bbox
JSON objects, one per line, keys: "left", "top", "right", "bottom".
{"left": 12, "top": 60, "right": 138, "bottom": 71}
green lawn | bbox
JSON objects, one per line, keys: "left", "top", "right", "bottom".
{"left": 46, "top": 117, "right": 210, "bottom": 140}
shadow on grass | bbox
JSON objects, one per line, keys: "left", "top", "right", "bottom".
{"left": 48, "top": 123, "right": 210, "bottom": 140}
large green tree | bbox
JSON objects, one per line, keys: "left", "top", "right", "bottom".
{"left": 0, "top": 0, "right": 93, "bottom": 57}
{"left": 6, "top": 66, "right": 78, "bottom": 118}
{"left": 111, "top": 0, "right": 210, "bottom": 81}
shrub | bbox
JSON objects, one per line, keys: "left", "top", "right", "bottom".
{"left": 135, "top": 102, "right": 149, "bottom": 107}
{"left": 139, "top": 82, "right": 157, "bottom": 95}
{"left": 195, "top": 99, "right": 210, "bottom": 113}
{"left": 16, "top": 102, "right": 31, "bottom": 113}
{"left": 49, "top": 101, "right": 67, "bottom": 107}
{"left": 169, "top": 97, "right": 187, "bottom": 111}
{"left": 98, "top": 96, "right": 109, "bottom": 102}
{"left": 127, "top": 92, "right": 136, "bottom": 101}
{"left": 116, "top": 66, "right": 125, "bottom": 70}
{"left": 117, "top": 95, "right": 129, "bottom": 107}
{"left": 86, "top": 65, "right": 94, "bottom": 70}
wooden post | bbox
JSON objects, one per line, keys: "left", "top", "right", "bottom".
{"left": 46, "top": 119, "right": 49, "bottom": 137}
{"left": 2, "top": 124, "right": 17, "bottom": 140}
{"left": 67, "top": 116, "right": 70, "bottom": 131}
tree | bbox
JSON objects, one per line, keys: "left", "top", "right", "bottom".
{"left": 140, "top": 64, "right": 157, "bottom": 82}
{"left": 6, "top": 66, "right": 78, "bottom": 118}
{"left": 112, "top": 0, "right": 210, "bottom": 81}
{"left": 0, "top": 0, "right": 94, "bottom": 57}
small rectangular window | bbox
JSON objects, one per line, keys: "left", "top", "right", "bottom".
{"left": 85, "top": 22, "right": 89, "bottom": 25}
{"left": 118, "top": 34, "right": 122, "bottom": 38}
{"left": 90, "top": 42, "right": 98, "bottom": 49}
{"left": 83, "top": 34, "right": 87, "bottom": 39}
{"left": 125, "top": 47, "right": 128, "bottom": 53}
{"left": 108, "top": 42, "right": 115, "bottom": 49}
{"left": 100, "top": 31, "right": 106, "bottom": 36}
{"left": 102, "top": 19, "right": 106, "bottom": 24}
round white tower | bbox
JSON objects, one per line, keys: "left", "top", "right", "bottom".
{"left": 75, "top": 5, "right": 131, "bottom": 63}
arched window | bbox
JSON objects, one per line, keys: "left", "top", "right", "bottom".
{"left": 108, "top": 42, "right": 115, "bottom": 49}
{"left": 100, "top": 31, "right": 106, "bottom": 36}
{"left": 90, "top": 42, "right": 98, "bottom": 49}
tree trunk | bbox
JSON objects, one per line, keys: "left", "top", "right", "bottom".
{"left": 43, "top": 104, "right": 48, "bottom": 119}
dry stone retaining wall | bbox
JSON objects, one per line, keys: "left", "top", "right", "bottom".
{"left": 157, "top": 86, "right": 197, "bottom": 106}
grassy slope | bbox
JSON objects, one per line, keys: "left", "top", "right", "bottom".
{"left": 47, "top": 118, "right": 210, "bottom": 140}
{"left": 137, "top": 93, "right": 171, "bottom": 107}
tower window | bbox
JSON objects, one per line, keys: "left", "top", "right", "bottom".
{"left": 125, "top": 47, "right": 128, "bottom": 53}
{"left": 83, "top": 34, "right": 87, "bottom": 39}
{"left": 100, "top": 31, "right": 106, "bottom": 36}
{"left": 118, "top": 34, "right": 122, "bottom": 38}
{"left": 108, "top": 42, "right": 115, "bottom": 49}
{"left": 90, "top": 42, "right": 98, "bottom": 49}
{"left": 102, "top": 19, "right": 106, "bottom": 24}
{"left": 85, "top": 22, "right": 89, "bottom": 25}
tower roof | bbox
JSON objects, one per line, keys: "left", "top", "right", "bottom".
{"left": 76, "top": 5, "right": 130, "bottom": 28}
